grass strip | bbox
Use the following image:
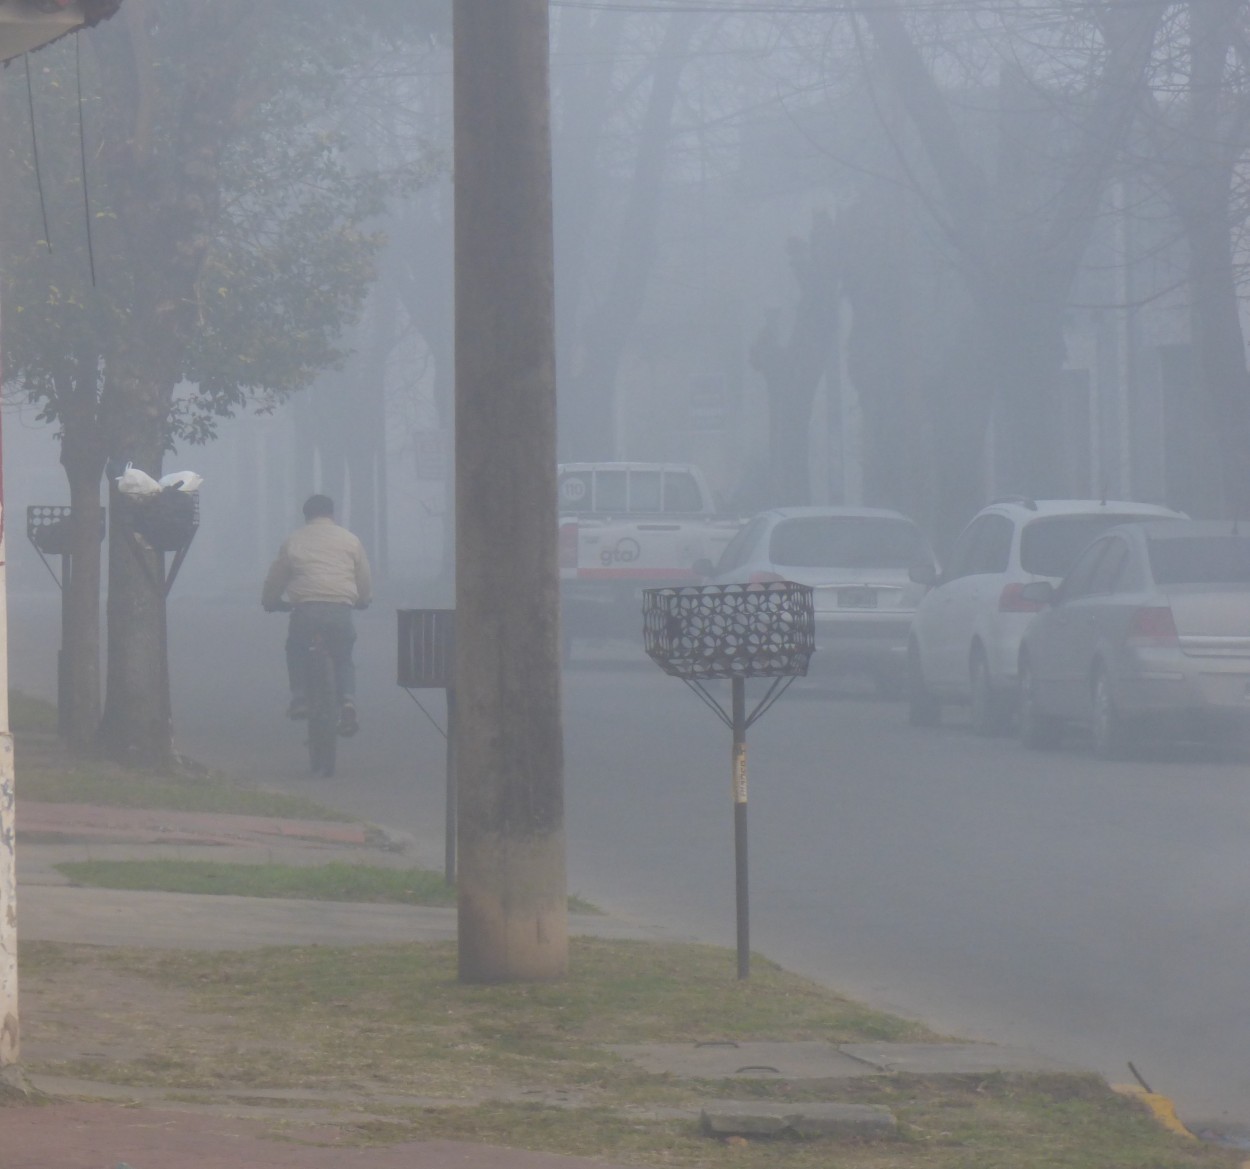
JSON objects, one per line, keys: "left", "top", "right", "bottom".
{"left": 10, "top": 690, "right": 57, "bottom": 734}
{"left": 16, "top": 732, "right": 352, "bottom": 822}
{"left": 56, "top": 859, "right": 457, "bottom": 905}
{"left": 20, "top": 938, "right": 1231, "bottom": 1169}
{"left": 54, "top": 858, "right": 600, "bottom": 912}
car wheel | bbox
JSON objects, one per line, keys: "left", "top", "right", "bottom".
{"left": 970, "top": 648, "right": 1011, "bottom": 737}
{"left": 1091, "top": 666, "right": 1130, "bottom": 760}
{"left": 1018, "top": 660, "right": 1063, "bottom": 750}
{"left": 907, "top": 641, "right": 940, "bottom": 727}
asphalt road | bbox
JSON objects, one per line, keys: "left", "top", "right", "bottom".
{"left": 9, "top": 588, "right": 1250, "bottom": 1135}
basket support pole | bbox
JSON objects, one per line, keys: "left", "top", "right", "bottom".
{"left": 732, "top": 675, "right": 749, "bottom": 979}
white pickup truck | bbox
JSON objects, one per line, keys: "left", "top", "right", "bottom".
{"left": 559, "top": 462, "right": 742, "bottom": 655}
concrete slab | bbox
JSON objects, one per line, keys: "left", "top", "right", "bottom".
{"left": 700, "top": 1100, "right": 897, "bottom": 1138}
{"left": 608, "top": 1040, "right": 878, "bottom": 1081}
{"left": 840, "top": 1042, "right": 1084, "bottom": 1076}
{"left": 20, "top": 886, "right": 669, "bottom": 950}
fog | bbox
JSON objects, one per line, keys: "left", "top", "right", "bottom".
{"left": 6, "top": 0, "right": 1250, "bottom": 1140}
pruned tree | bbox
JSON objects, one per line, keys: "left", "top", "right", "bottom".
{"left": 856, "top": 0, "right": 1167, "bottom": 527}
{"left": 749, "top": 209, "right": 840, "bottom": 506}
{"left": 1143, "top": 0, "right": 1250, "bottom": 516}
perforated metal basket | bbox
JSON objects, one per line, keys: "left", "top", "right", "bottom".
{"left": 643, "top": 582, "right": 815, "bottom": 680}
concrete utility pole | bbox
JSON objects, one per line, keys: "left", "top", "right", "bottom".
{"left": 452, "top": 0, "right": 568, "bottom": 981}
{"left": 0, "top": 407, "right": 14, "bottom": 1067}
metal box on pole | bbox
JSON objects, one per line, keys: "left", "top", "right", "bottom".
{"left": 398, "top": 608, "right": 457, "bottom": 882}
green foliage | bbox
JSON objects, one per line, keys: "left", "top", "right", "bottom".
{"left": 0, "top": 5, "right": 444, "bottom": 447}
{"left": 56, "top": 858, "right": 457, "bottom": 905}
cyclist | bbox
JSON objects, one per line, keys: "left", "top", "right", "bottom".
{"left": 262, "top": 494, "right": 372, "bottom": 735}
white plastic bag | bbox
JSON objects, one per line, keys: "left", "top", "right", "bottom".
{"left": 159, "top": 471, "right": 203, "bottom": 492}
{"left": 116, "top": 463, "right": 162, "bottom": 497}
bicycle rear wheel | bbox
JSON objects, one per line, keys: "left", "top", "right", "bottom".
{"left": 306, "top": 643, "right": 338, "bottom": 778}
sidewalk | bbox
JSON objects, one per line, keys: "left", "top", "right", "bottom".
{"left": 2, "top": 798, "right": 1146, "bottom": 1169}
{"left": 8, "top": 800, "right": 669, "bottom": 1169}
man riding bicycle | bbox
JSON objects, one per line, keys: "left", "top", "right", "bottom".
{"left": 262, "top": 494, "right": 372, "bottom": 736}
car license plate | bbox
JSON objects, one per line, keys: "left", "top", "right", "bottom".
{"left": 839, "top": 587, "right": 877, "bottom": 609}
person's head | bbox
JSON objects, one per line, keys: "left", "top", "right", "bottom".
{"left": 303, "top": 494, "right": 334, "bottom": 522}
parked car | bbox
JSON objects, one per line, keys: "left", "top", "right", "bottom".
{"left": 700, "top": 506, "right": 937, "bottom": 693}
{"left": 1016, "top": 520, "right": 1250, "bottom": 756}
{"left": 559, "top": 462, "right": 742, "bottom": 656}
{"left": 906, "top": 498, "right": 1186, "bottom": 732}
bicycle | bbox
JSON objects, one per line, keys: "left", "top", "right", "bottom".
{"left": 269, "top": 600, "right": 340, "bottom": 778}
{"left": 304, "top": 625, "right": 339, "bottom": 777}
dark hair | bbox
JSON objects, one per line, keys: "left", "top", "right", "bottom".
{"left": 303, "top": 494, "right": 334, "bottom": 520}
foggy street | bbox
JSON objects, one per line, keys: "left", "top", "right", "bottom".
{"left": 11, "top": 587, "right": 1250, "bottom": 1132}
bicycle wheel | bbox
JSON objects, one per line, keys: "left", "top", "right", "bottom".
{"left": 305, "top": 641, "right": 338, "bottom": 778}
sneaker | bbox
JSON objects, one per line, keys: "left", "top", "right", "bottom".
{"left": 338, "top": 702, "right": 358, "bottom": 737}
{"left": 287, "top": 698, "right": 308, "bottom": 720}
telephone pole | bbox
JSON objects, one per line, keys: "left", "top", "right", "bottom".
{"left": 452, "top": 0, "right": 567, "bottom": 981}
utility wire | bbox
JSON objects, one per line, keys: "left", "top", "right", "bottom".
{"left": 75, "top": 34, "right": 96, "bottom": 288}
{"left": 24, "top": 55, "right": 52, "bottom": 254}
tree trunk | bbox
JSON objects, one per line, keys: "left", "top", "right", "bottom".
{"left": 58, "top": 348, "right": 107, "bottom": 748}
{"left": 1155, "top": 0, "right": 1250, "bottom": 517}
{"left": 1180, "top": 204, "right": 1250, "bottom": 516}
{"left": 98, "top": 376, "right": 174, "bottom": 770}
{"left": 453, "top": 0, "right": 567, "bottom": 982}
{"left": 61, "top": 462, "right": 104, "bottom": 747}
{"left": 563, "top": 13, "right": 700, "bottom": 459}
{"left": 750, "top": 212, "right": 840, "bottom": 507}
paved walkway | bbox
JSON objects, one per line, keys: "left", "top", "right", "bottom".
{"left": 4, "top": 800, "right": 678, "bottom": 1169}
{"left": 2, "top": 798, "right": 1106, "bottom": 1169}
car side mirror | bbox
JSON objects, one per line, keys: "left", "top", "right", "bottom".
{"left": 692, "top": 558, "right": 715, "bottom": 579}
{"left": 1020, "top": 580, "right": 1055, "bottom": 606}
{"left": 909, "top": 562, "right": 938, "bottom": 588}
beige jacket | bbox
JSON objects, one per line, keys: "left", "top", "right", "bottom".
{"left": 262, "top": 517, "right": 373, "bottom": 608}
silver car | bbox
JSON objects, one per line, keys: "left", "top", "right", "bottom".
{"left": 701, "top": 506, "right": 936, "bottom": 693}
{"left": 1017, "top": 521, "right": 1250, "bottom": 757}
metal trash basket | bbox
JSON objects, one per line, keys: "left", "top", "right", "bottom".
{"left": 643, "top": 582, "right": 815, "bottom": 681}
{"left": 398, "top": 608, "right": 455, "bottom": 689}
{"left": 128, "top": 488, "right": 199, "bottom": 552}
{"left": 27, "top": 505, "right": 105, "bottom": 556}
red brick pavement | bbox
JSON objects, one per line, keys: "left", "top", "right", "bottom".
{"left": 15, "top": 802, "right": 373, "bottom": 848}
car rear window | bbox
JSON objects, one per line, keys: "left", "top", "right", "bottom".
{"left": 769, "top": 517, "right": 926, "bottom": 569}
{"left": 1149, "top": 535, "right": 1250, "bottom": 585}
{"left": 1020, "top": 514, "right": 1163, "bottom": 577}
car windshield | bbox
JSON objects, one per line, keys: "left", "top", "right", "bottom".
{"left": 769, "top": 517, "right": 925, "bottom": 569}
{"left": 1149, "top": 534, "right": 1250, "bottom": 585}
{"left": 1020, "top": 514, "right": 1163, "bottom": 577}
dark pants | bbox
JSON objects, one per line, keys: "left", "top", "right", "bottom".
{"left": 287, "top": 602, "right": 356, "bottom": 704}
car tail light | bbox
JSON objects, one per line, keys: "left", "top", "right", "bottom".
{"left": 559, "top": 522, "right": 578, "bottom": 569}
{"left": 1127, "top": 606, "right": 1178, "bottom": 647}
{"left": 998, "top": 582, "right": 1044, "bottom": 612}
{"left": 748, "top": 571, "right": 785, "bottom": 585}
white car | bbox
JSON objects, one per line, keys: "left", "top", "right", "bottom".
{"left": 1018, "top": 521, "right": 1250, "bottom": 757}
{"left": 700, "top": 506, "right": 937, "bottom": 693}
{"left": 906, "top": 498, "right": 1185, "bottom": 733}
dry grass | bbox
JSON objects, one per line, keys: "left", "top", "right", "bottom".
{"left": 16, "top": 939, "right": 1237, "bottom": 1169}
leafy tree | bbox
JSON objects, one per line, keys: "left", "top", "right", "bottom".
{"left": 0, "top": 2, "right": 440, "bottom": 764}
